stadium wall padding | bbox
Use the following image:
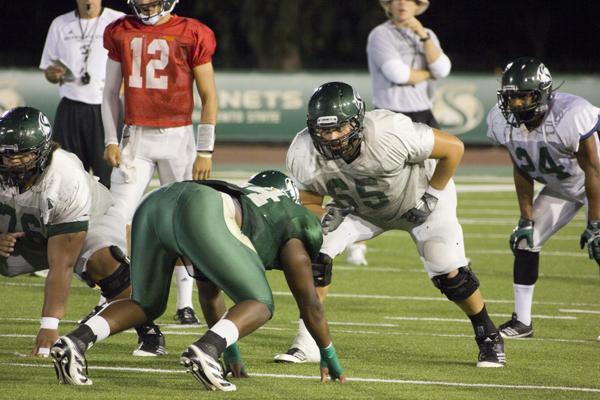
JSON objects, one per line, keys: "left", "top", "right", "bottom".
{"left": 1, "top": 69, "right": 598, "bottom": 143}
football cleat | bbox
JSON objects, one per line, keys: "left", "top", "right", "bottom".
{"left": 132, "top": 324, "right": 167, "bottom": 357}
{"left": 181, "top": 344, "right": 236, "bottom": 392}
{"left": 346, "top": 243, "right": 368, "bottom": 266}
{"left": 476, "top": 332, "right": 506, "bottom": 368}
{"left": 273, "top": 346, "right": 320, "bottom": 364}
{"left": 174, "top": 307, "right": 200, "bottom": 325}
{"left": 499, "top": 313, "right": 533, "bottom": 338}
{"left": 51, "top": 337, "right": 92, "bottom": 385}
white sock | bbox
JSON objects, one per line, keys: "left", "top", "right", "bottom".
{"left": 514, "top": 283, "right": 535, "bottom": 326}
{"left": 210, "top": 318, "right": 239, "bottom": 347}
{"left": 295, "top": 318, "right": 317, "bottom": 349}
{"left": 175, "top": 266, "right": 194, "bottom": 310}
{"left": 85, "top": 315, "right": 111, "bottom": 342}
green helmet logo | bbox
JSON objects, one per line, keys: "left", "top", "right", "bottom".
{"left": 307, "top": 82, "right": 365, "bottom": 163}
{"left": 248, "top": 170, "right": 300, "bottom": 203}
{"left": 128, "top": 0, "right": 178, "bottom": 25}
{"left": 498, "top": 57, "right": 553, "bottom": 127}
{"left": 0, "top": 107, "right": 53, "bottom": 192}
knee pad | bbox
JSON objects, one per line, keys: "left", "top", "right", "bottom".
{"left": 97, "top": 261, "right": 131, "bottom": 299}
{"left": 431, "top": 265, "right": 480, "bottom": 302}
{"left": 312, "top": 253, "right": 332, "bottom": 287}
{"left": 514, "top": 249, "right": 539, "bottom": 285}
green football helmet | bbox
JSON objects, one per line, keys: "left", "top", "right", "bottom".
{"left": 498, "top": 57, "right": 553, "bottom": 127}
{"left": 307, "top": 82, "right": 365, "bottom": 163}
{"left": 248, "top": 170, "right": 300, "bottom": 203}
{"left": 0, "top": 107, "right": 53, "bottom": 192}
{"left": 128, "top": 0, "right": 178, "bottom": 25}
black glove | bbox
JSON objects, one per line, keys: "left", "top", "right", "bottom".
{"left": 321, "top": 205, "right": 352, "bottom": 234}
{"left": 402, "top": 191, "right": 438, "bottom": 225}
{"left": 580, "top": 220, "right": 600, "bottom": 268}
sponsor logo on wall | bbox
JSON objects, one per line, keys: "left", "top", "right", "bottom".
{"left": 433, "top": 83, "right": 485, "bottom": 135}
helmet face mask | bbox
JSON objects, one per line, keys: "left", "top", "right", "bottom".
{"left": 248, "top": 170, "right": 300, "bottom": 204}
{"left": 498, "top": 57, "right": 553, "bottom": 128}
{"left": 0, "top": 107, "right": 53, "bottom": 192}
{"left": 307, "top": 82, "right": 365, "bottom": 163}
{"left": 128, "top": 0, "right": 178, "bottom": 25}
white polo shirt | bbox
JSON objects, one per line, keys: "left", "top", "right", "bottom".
{"left": 39, "top": 8, "right": 124, "bottom": 105}
{"left": 366, "top": 20, "right": 451, "bottom": 113}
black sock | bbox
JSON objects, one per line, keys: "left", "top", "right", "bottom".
{"left": 67, "top": 324, "right": 97, "bottom": 354}
{"left": 468, "top": 305, "right": 497, "bottom": 337}
{"left": 193, "top": 330, "right": 226, "bottom": 360}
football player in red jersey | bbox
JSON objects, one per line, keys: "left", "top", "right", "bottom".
{"left": 100, "top": 0, "right": 218, "bottom": 331}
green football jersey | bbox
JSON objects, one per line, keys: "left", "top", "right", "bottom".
{"left": 200, "top": 180, "right": 323, "bottom": 269}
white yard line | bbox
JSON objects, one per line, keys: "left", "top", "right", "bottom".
{"left": 3, "top": 362, "right": 600, "bottom": 393}
{"left": 559, "top": 309, "right": 600, "bottom": 315}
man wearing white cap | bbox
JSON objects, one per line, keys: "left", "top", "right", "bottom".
{"left": 367, "top": 0, "right": 450, "bottom": 128}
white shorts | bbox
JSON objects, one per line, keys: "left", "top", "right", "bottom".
{"left": 80, "top": 125, "right": 196, "bottom": 267}
{"left": 321, "top": 180, "right": 468, "bottom": 277}
{"left": 517, "top": 187, "right": 585, "bottom": 252}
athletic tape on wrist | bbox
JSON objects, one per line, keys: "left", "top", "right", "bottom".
{"left": 40, "top": 317, "right": 59, "bottom": 330}
{"left": 196, "top": 124, "right": 215, "bottom": 152}
{"left": 425, "top": 185, "right": 444, "bottom": 198}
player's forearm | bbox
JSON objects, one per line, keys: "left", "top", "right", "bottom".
{"left": 41, "top": 265, "right": 74, "bottom": 319}
{"left": 429, "top": 131, "right": 464, "bottom": 190}
{"left": 199, "top": 95, "right": 218, "bottom": 125}
{"left": 299, "top": 303, "right": 332, "bottom": 349}
{"left": 513, "top": 165, "right": 534, "bottom": 219}
{"left": 584, "top": 170, "right": 600, "bottom": 220}
{"left": 102, "top": 59, "right": 123, "bottom": 146}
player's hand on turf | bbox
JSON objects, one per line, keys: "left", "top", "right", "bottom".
{"left": 193, "top": 155, "right": 212, "bottom": 180}
{"left": 224, "top": 361, "right": 249, "bottom": 378}
{"left": 320, "top": 365, "right": 346, "bottom": 384}
{"left": 509, "top": 217, "right": 534, "bottom": 255}
{"left": 31, "top": 328, "right": 59, "bottom": 357}
{"left": 319, "top": 344, "right": 346, "bottom": 384}
{"left": 321, "top": 205, "right": 352, "bottom": 234}
{"left": 104, "top": 144, "right": 122, "bottom": 167}
{"left": 0, "top": 232, "right": 25, "bottom": 257}
{"left": 223, "top": 342, "right": 248, "bottom": 378}
{"left": 580, "top": 220, "right": 600, "bottom": 267}
{"left": 402, "top": 192, "right": 438, "bottom": 225}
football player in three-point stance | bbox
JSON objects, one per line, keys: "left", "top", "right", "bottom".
{"left": 101, "top": 0, "right": 219, "bottom": 326}
{"left": 0, "top": 107, "right": 161, "bottom": 357}
{"left": 275, "top": 81, "right": 505, "bottom": 367}
{"left": 51, "top": 172, "right": 346, "bottom": 390}
{"left": 487, "top": 57, "right": 600, "bottom": 338}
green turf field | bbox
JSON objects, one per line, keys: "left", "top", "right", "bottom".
{"left": 1, "top": 173, "right": 599, "bottom": 399}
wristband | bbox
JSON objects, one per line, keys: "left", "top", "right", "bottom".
{"left": 196, "top": 124, "right": 215, "bottom": 152}
{"left": 40, "top": 317, "right": 59, "bottom": 330}
{"left": 223, "top": 342, "right": 242, "bottom": 364}
{"left": 319, "top": 343, "right": 344, "bottom": 377}
{"left": 196, "top": 151, "right": 213, "bottom": 159}
{"left": 425, "top": 185, "right": 444, "bottom": 198}
{"left": 420, "top": 33, "right": 431, "bottom": 42}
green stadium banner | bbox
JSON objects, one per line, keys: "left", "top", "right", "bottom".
{"left": 1, "top": 69, "right": 599, "bottom": 143}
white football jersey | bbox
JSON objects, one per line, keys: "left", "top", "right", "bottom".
{"left": 287, "top": 110, "right": 436, "bottom": 229}
{"left": 0, "top": 149, "right": 112, "bottom": 273}
{"left": 487, "top": 92, "right": 600, "bottom": 202}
